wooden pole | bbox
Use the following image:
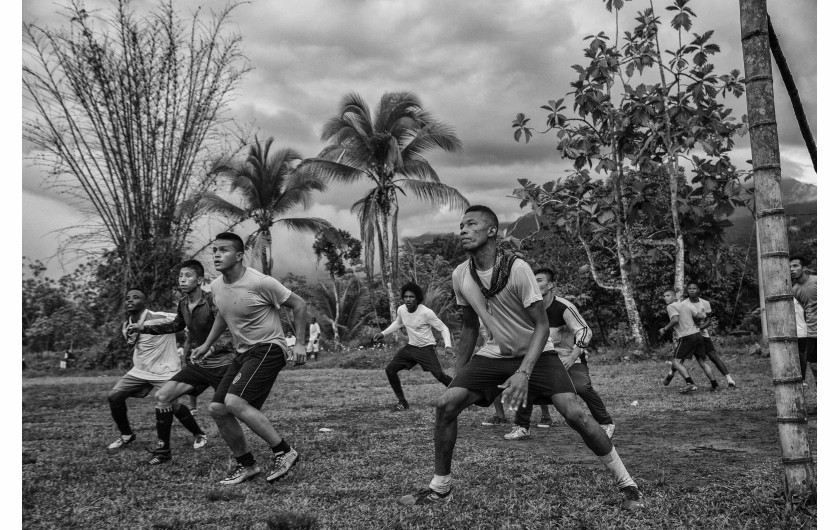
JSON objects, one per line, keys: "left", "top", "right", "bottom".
{"left": 739, "top": 0, "right": 815, "bottom": 498}
{"left": 755, "top": 223, "right": 769, "bottom": 355}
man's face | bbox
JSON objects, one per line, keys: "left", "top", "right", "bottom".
{"left": 686, "top": 284, "right": 699, "bottom": 299}
{"left": 403, "top": 290, "right": 419, "bottom": 310}
{"left": 663, "top": 291, "right": 676, "bottom": 305}
{"left": 125, "top": 290, "right": 146, "bottom": 313}
{"left": 311, "top": 318, "right": 316, "bottom": 324}
{"left": 535, "top": 273, "right": 554, "bottom": 297}
{"left": 790, "top": 259, "right": 804, "bottom": 281}
{"left": 459, "top": 211, "right": 496, "bottom": 251}
{"left": 212, "top": 240, "right": 242, "bottom": 272}
{"left": 179, "top": 267, "right": 201, "bottom": 293}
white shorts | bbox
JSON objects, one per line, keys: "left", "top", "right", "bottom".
{"left": 306, "top": 337, "right": 319, "bottom": 352}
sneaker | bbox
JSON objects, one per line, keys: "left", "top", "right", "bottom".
{"left": 728, "top": 381, "right": 736, "bottom": 388}
{"left": 147, "top": 448, "right": 171, "bottom": 466}
{"left": 391, "top": 401, "right": 409, "bottom": 412}
{"left": 219, "top": 464, "right": 261, "bottom": 485}
{"left": 481, "top": 415, "right": 508, "bottom": 426}
{"left": 709, "top": 385, "right": 718, "bottom": 392}
{"left": 620, "top": 485, "right": 646, "bottom": 510}
{"left": 398, "top": 487, "right": 453, "bottom": 506}
{"left": 679, "top": 384, "right": 698, "bottom": 394}
{"left": 537, "top": 416, "right": 553, "bottom": 428}
{"left": 601, "top": 423, "right": 616, "bottom": 439}
{"left": 190, "top": 408, "right": 197, "bottom": 416}
{"left": 504, "top": 426, "right": 531, "bottom": 440}
{"left": 108, "top": 434, "right": 136, "bottom": 450}
{"left": 193, "top": 434, "right": 208, "bottom": 450}
{"left": 266, "top": 448, "right": 300, "bottom": 483}
{"left": 663, "top": 372, "right": 674, "bottom": 386}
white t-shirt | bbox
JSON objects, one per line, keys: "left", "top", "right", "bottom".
{"left": 285, "top": 335, "right": 297, "bottom": 347}
{"left": 687, "top": 298, "right": 713, "bottom": 338}
{"left": 381, "top": 304, "right": 452, "bottom": 348}
{"left": 210, "top": 267, "right": 292, "bottom": 353}
{"left": 794, "top": 299, "right": 808, "bottom": 338}
{"left": 666, "top": 299, "right": 704, "bottom": 339}
{"left": 309, "top": 322, "right": 321, "bottom": 339}
{"left": 123, "top": 309, "right": 180, "bottom": 381}
{"left": 453, "top": 258, "right": 552, "bottom": 358}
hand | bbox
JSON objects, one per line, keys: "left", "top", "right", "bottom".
{"left": 292, "top": 343, "right": 306, "bottom": 366}
{"left": 557, "top": 351, "right": 576, "bottom": 369}
{"left": 127, "top": 323, "right": 145, "bottom": 333}
{"left": 444, "top": 346, "right": 455, "bottom": 357}
{"left": 373, "top": 332, "right": 384, "bottom": 342}
{"left": 658, "top": 328, "right": 666, "bottom": 337}
{"left": 498, "top": 371, "right": 529, "bottom": 412}
{"left": 192, "top": 344, "right": 210, "bottom": 362}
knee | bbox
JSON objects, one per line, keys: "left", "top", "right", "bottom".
{"left": 434, "top": 395, "right": 461, "bottom": 420}
{"left": 155, "top": 390, "right": 176, "bottom": 407}
{"left": 208, "top": 401, "right": 229, "bottom": 420}
{"left": 560, "top": 404, "right": 588, "bottom": 428}
{"left": 385, "top": 364, "right": 399, "bottom": 377}
{"left": 107, "top": 391, "right": 126, "bottom": 407}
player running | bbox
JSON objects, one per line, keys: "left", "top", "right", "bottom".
{"left": 374, "top": 282, "right": 454, "bottom": 411}
{"left": 660, "top": 289, "right": 718, "bottom": 393}
{"left": 684, "top": 283, "right": 736, "bottom": 388}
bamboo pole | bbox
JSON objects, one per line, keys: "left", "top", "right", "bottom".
{"left": 739, "top": 0, "right": 815, "bottom": 498}
{"left": 755, "top": 223, "right": 769, "bottom": 355}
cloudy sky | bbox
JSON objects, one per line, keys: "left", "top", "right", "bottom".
{"left": 21, "top": 0, "right": 818, "bottom": 278}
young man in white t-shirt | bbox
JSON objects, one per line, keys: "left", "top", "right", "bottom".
{"left": 398, "top": 205, "right": 644, "bottom": 511}
{"left": 193, "top": 232, "right": 309, "bottom": 486}
{"left": 306, "top": 318, "right": 321, "bottom": 360}
{"left": 685, "top": 283, "right": 736, "bottom": 388}
{"left": 107, "top": 288, "right": 204, "bottom": 451}
{"left": 374, "top": 282, "right": 454, "bottom": 411}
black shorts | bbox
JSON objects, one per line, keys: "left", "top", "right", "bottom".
{"left": 170, "top": 364, "right": 231, "bottom": 396}
{"left": 702, "top": 336, "right": 716, "bottom": 354}
{"left": 675, "top": 333, "right": 706, "bottom": 361}
{"left": 798, "top": 337, "right": 817, "bottom": 363}
{"left": 212, "top": 343, "right": 287, "bottom": 410}
{"left": 388, "top": 344, "right": 444, "bottom": 373}
{"left": 450, "top": 352, "right": 576, "bottom": 407}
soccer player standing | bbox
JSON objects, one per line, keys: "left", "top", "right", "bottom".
{"left": 374, "top": 282, "right": 454, "bottom": 411}
{"left": 684, "top": 283, "right": 736, "bottom": 388}
{"left": 107, "top": 288, "right": 204, "bottom": 451}
{"left": 790, "top": 256, "right": 816, "bottom": 383}
{"left": 399, "top": 205, "right": 644, "bottom": 510}
{"left": 192, "top": 233, "right": 308, "bottom": 485}
{"left": 128, "top": 259, "right": 236, "bottom": 465}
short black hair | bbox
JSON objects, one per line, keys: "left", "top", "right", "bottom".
{"left": 464, "top": 204, "right": 499, "bottom": 230}
{"left": 789, "top": 255, "right": 810, "bottom": 266}
{"left": 663, "top": 288, "right": 676, "bottom": 296}
{"left": 215, "top": 232, "right": 245, "bottom": 253}
{"left": 179, "top": 259, "right": 204, "bottom": 279}
{"left": 686, "top": 282, "right": 700, "bottom": 289}
{"left": 534, "top": 268, "right": 555, "bottom": 283}
{"left": 126, "top": 286, "right": 146, "bottom": 298}
{"left": 400, "top": 282, "right": 424, "bottom": 303}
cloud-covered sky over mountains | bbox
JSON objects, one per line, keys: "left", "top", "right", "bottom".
{"left": 22, "top": 0, "right": 817, "bottom": 277}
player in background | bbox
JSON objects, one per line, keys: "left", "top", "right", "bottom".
{"left": 306, "top": 317, "right": 321, "bottom": 360}
{"left": 790, "top": 256, "right": 816, "bottom": 384}
{"left": 684, "top": 283, "right": 736, "bottom": 388}
{"left": 660, "top": 289, "right": 718, "bottom": 393}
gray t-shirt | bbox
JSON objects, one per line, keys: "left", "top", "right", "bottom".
{"left": 210, "top": 267, "right": 292, "bottom": 353}
{"left": 791, "top": 274, "right": 816, "bottom": 337}
{"left": 666, "top": 299, "right": 703, "bottom": 339}
{"left": 688, "top": 298, "right": 713, "bottom": 338}
{"left": 453, "top": 258, "right": 553, "bottom": 358}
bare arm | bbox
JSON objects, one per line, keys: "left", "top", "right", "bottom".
{"left": 193, "top": 314, "right": 229, "bottom": 358}
{"left": 455, "top": 305, "right": 480, "bottom": 374}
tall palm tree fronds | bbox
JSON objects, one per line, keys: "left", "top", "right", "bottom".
{"left": 302, "top": 91, "right": 468, "bottom": 319}
{"left": 197, "top": 136, "right": 333, "bottom": 276}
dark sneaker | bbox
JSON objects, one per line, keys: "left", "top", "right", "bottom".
{"left": 663, "top": 372, "right": 674, "bottom": 386}
{"left": 709, "top": 385, "right": 719, "bottom": 392}
{"left": 392, "top": 402, "right": 409, "bottom": 412}
{"left": 266, "top": 449, "right": 300, "bottom": 483}
{"left": 219, "top": 464, "right": 261, "bottom": 485}
{"left": 537, "top": 416, "right": 553, "bottom": 428}
{"left": 620, "top": 485, "right": 646, "bottom": 510}
{"left": 108, "top": 434, "right": 136, "bottom": 450}
{"left": 398, "top": 487, "right": 453, "bottom": 506}
{"left": 678, "top": 384, "right": 698, "bottom": 394}
{"left": 147, "top": 448, "right": 172, "bottom": 466}
{"left": 481, "top": 415, "right": 508, "bottom": 426}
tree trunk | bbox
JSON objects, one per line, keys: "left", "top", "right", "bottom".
{"left": 666, "top": 162, "right": 687, "bottom": 299}
{"left": 332, "top": 279, "right": 341, "bottom": 346}
{"left": 378, "top": 209, "right": 398, "bottom": 321}
{"left": 390, "top": 199, "right": 400, "bottom": 299}
{"left": 261, "top": 228, "right": 274, "bottom": 277}
{"left": 739, "top": 0, "right": 815, "bottom": 499}
{"left": 615, "top": 227, "right": 647, "bottom": 349}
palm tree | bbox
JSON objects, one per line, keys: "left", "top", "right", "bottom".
{"left": 198, "top": 136, "right": 333, "bottom": 276}
{"left": 301, "top": 91, "right": 468, "bottom": 319}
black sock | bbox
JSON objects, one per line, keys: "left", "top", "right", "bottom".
{"left": 174, "top": 403, "right": 204, "bottom": 436}
{"left": 272, "top": 439, "right": 292, "bottom": 455}
{"left": 685, "top": 377, "right": 695, "bottom": 385}
{"left": 711, "top": 380, "right": 719, "bottom": 388}
{"left": 235, "top": 452, "right": 256, "bottom": 467}
{"left": 109, "top": 399, "right": 133, "bottom": 436}
{"left": 155, "top": 407, "right": 175, "bottom": 449}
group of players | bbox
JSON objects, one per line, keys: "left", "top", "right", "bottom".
{"left": 104, "top": 203, "right": 816, "bottom": 511}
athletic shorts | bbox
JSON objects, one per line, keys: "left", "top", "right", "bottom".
{"left": 212, "top": 342, "right": 287, "bottom": 410}
{"left": 702, "top": 336, "right": 716, "bottom": 354}
{"left": 450, "top": 352, "right": 576, "bottom": 407}
{"left": 170, "top": 364, "right": 231, "bottom": 396}
{"left": 675, "top": 333, "right": 706, "bottom": 361}
{"left": 388, "top": 344, "right": 444, "bottom": 373}
{"left": 110, "top": 373, "right": 169, "bottom": 399}
{"left": 798, "top": 337, "right": 817, "bottom": 363}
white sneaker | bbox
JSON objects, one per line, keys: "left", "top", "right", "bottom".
{"left": 193, "top": 434, "right": 208, "bottom": 450}
{"left": 219, "top": 464, "right": 261, "bottom": 485}
{"left": 266, "top": 448, "right": 300, "bottom": 483}
{"left": 601, "top": 423, "right": 616, "bottom": 439}
{"left": 108, "top": 434, "right": 136, "bottom": 450}
{"left": 504, "top": 426, "right": 531, "bottom": 440}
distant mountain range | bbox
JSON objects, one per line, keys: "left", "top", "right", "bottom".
{"left": 408, "top": 178, "right": 816, "bottom": 249}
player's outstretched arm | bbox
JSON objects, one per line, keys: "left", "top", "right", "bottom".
{"left": 376, "top": 313, "right": 404, "bottom": 342}
{"left": 129, "top": 309, "right": 185, "bottom": 336}
{"left": 455, "top": 305, "right": 480, "bottom": 374}
{"left": 283, "top": 292, "right": 308, "bottom": 365}
{"left": 427, "top": 310, "right": 453, "bottom": 352}
{"left": 500, "top": 301, "right": 549, "bottom": 412}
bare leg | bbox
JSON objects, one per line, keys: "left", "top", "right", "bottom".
{"left": 209, "top": 402, "right": 249, "bottom": 457}
{"left": 671, "top": 359, "right": 691, "bottom": 380}
{"left": 492, "top": 395, "right": 506, "bottom": 420}
{"left": 696, "top": 358, "right": 717, "bottom": 382}
{"left": 551, "top": 392, "right": 612, "bottom": 455}
{"left": 434, "top": 387, "right": 481, "bottom": 475}
{"left": 224, "top": 394, "right": 283, "bottom": 447}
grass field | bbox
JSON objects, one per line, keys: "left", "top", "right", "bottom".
{"left": 23, "top": 350, "right": 817, "bottom": 529}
